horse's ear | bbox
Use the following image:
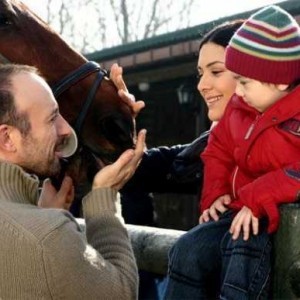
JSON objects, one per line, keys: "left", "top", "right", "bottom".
{"left": 0, "top": 124, "right": 17, "bottom": 152}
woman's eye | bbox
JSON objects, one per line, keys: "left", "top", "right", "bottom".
{"left": 196, "top": 73, "right": 203, "bottom": 80}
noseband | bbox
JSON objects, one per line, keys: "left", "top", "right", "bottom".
{"left": 51, "top": 61, "right": 107, "bottom": 135}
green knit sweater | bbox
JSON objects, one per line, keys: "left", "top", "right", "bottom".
{"left": 0, "top": 162, "right": 138, "bottom": 299}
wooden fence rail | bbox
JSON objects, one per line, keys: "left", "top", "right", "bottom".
{"left": 78, "top": 203, "right": 300, "bottom": 299}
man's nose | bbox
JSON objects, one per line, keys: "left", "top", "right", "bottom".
{"left": 57, "top": 114, "right": 72, "bottom": 137}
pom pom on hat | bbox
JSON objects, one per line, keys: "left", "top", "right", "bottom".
{"left": 225, "top": 5, "right": 300, "bottom": 84}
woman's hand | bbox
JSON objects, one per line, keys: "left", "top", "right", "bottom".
{"left": 92, "top": 129, "right": 146, "bottom": 191}
{"left": 199, "top": 194, "right": 231, "bottom": 223}
{"left": 38, "top": 176, "right": 74, "bottom": 210}
{"left": 110, "top": 63, "right": 145, "bottom": 117}
{"left": 230, "top": 206, "right": 259, "bottom": 241}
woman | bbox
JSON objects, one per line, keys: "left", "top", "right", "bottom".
{"left": 110, "top": 20, "right": 243, "bottom": 300}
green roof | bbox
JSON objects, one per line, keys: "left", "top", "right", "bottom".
{"left": 86, "top": 0, "right": 300, "bottom": 62}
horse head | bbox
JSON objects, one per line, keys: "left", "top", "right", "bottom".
{"left": 0, "top": 0, "right": 136, "bottom": 187}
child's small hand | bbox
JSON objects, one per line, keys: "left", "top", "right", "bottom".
{"left": 230, "top": 206, "right": 259, "bottom": 240}
{"left": 199, "top": 194, "right": 231, "bottom": 223}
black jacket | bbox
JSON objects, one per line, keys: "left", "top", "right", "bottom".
{"left": 121, "top": 131, "right": 209, "bottom": 195}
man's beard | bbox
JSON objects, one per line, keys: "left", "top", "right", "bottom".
{"left": 21, "top": 154, "right": 61, "bottom": 178}
{"left": 19, "top": 135, "right": 61, "bottom": 178}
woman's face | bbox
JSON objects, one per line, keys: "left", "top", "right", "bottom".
{"left": 197, "top": 42, "right": 237, "bottom": 121}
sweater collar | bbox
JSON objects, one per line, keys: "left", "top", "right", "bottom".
{"left": 0, "top": 161, "right": 39, "bottom": 205}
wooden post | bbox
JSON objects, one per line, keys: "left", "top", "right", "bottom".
{"left": 273, "top": 203, "right": 300, "bottom": 299}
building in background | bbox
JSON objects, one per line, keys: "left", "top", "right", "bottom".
{"left": 87, "top": 0, "right": 300, "bottom": 230}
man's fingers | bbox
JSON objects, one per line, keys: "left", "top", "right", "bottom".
{"left": 112, "top": 149, "right": 135, "bottom": 171}
{"left": 116, "top": 129, "right": 146, "bottom": 183}
{"left": 92, "top": 130, "right": 146, "bottom": 191}
{"left": 62, "top": 176, "right": 74, "bottom": 204}
{"left": 57, "top": 176, "right": 73, "bottom": 196}
{"left": 135, "top": 129, "right": 146, "bottom": 153}
{"left": 42, "top": 178, "right": 51, "bottom": 192}
{"left": 60, "top": 176, "right": 73, "bottom": 189}
{"left": 42, "top": 178, "right": 56, "bottom": 195}
{"left": 92, "top": 150, "right": 135, "bottom": 190}
{"left": 129, "top": 129, "right": 146, "bottom": 167}
{"left": 38, "top": 178, "right": 58, "bottom": 208}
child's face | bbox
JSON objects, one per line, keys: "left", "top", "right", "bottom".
{"left": 234, "top": 75, "right": 288, "bottom": 113}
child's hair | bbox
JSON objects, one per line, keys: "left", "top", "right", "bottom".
{"left": 287, "top": 78, "right": 300, "bottom": 91}
{"left": 199, "top": 20, "right": 244, "bottom": 50}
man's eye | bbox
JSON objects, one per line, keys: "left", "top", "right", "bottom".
{"left": 50, "top": 115, "right": 58, "bottom": 123}
{"left": 212, "top": 71, "right": 223, "bottom": 76}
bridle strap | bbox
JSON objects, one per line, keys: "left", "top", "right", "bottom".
{"left": 52, "top": 61, "right": 101, "bottom": 98}
{"left": 51, "top": 61, "right": 108, "bottom": 135}
{"left": 74, "top": 70, "right": 106, "bottom": 133}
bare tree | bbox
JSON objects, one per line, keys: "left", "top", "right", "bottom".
{"left": 45, "top": 0, "right": 198, "bottom": 53}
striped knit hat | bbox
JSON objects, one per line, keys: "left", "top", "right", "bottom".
{"left": 225, "top": 5, "right": 300, "bottom": 84}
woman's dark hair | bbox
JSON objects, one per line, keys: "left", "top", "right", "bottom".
{"left": 199, "top": 19, "right": 244, "bottom": 50}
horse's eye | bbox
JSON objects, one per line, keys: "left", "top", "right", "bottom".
{"left": 0, "top": 14, "right": 12, "bottom": 27}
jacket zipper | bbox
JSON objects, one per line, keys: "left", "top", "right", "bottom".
{"left": 245, "top": 114, "right": 261, "bottom": 140}
{"left": 237, "top": 115, "right": 261, "bottom": 196}
{"left": 232, "top": 166, "right": 239, "bottom": 199}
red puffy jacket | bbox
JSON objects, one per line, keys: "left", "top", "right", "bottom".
{"left": 201, "top": 86, "right": 300, "bottom": 233}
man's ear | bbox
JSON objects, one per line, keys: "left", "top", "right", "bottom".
{"left": 276, "top": 84, "right": 289, "bottom": 91}
{"left": 0, "top": 124, "right": 17, "bottom": 152}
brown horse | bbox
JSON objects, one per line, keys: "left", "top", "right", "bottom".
{"left": 0, "top": 0, "right": 136, "bottom": 196}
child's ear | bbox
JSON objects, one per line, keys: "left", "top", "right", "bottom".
{"left": 276, "top": 84, "right": 289, "bottom": 91}
{"left": 0, "top": 124, "right": 17, "bottom": 152}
